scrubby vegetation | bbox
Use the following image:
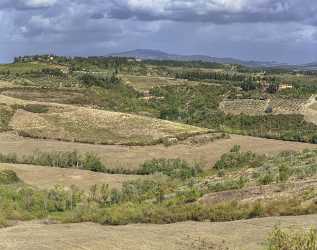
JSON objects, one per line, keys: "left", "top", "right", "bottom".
{"left": 78, "top": 73, "right": 121, "bottom": 88}
{"left": 0, "top": 170, "right": 20, "bottom": 185}
{"left": 0, "top": 173, "right": 316, "bottom": 227}
{"left": 1, "top": 147, "right": 317, "bottom": 228}
{"left": 0, "top": 151, "right": 202, "bottom": 178}
{"left": 0, "top": 104, "right": 16, "bottom": 132}
{"left": 222, "top": 114, "right": 317, "bottom": 144}
{"left": 213, "top": 146, "right": 317, "bottom": 186}
{"left": 138, "top": 159, "right": 202, "bottom": 179}
{"left": 267, "top": 227, "right": 317, "bottom": 250}
{"left": 21, "top": 104, "right": 50, "bottom": 113}
{"left": 214, "top": 145, "right": 264, "bottom": 171}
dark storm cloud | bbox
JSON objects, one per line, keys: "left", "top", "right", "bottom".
{"left": 0, "top": 0, "right": 316, "bottom": 64}
{"left": 108, "top": 0, "right": 317, "bottom": 25}
{"left": 0, "top": 0, "right": 57, "bottom": 10}
{"left": 3, "top": 0, "right": 316, "bottom": 25}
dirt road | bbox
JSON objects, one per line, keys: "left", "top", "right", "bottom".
{"left": 0, "top": 215, "right": 316, "bottom": 250}
{"left": 304, "top": 95, "right": 317, "bottom": 125}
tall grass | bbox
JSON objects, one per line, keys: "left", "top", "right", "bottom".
{"left": 267, "top": 227, "right": 317, "bottom": 250}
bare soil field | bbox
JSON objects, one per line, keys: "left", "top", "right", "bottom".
{"left": 0, "top": 215, "right": 316, "bottom": 250}
{"left": 1, "top": 132, "right": 316, "bottom": 170}
{"left": 0, "top": 163, "right": 144, "bottom": 190}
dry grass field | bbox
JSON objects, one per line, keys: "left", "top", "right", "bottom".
{"left": 0, "top": 163, "right": 145, "bottom": 191}
{"left": 1, "top": 132, "right": 316, "bottom": 170}
{"left": 0, "top": 94, "right": 209, "bottom": 146}
{"left": 1, "top": 88, "right": 86, "bottom": 104}
{"left": 9, "top": 107, "right": 208, "bottom": 145}
{"left": 0, "top": 215, "right": 316, "bottom": 250}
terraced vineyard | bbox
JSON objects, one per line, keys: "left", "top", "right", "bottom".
{"left": 220, "top": 98, "right": 308, "bottom": 116}
{"left": 269, "top": 98, "right": 307, "bottom": 114}
{"left": 220, "top": 99, "right": 269, "bottom": 115}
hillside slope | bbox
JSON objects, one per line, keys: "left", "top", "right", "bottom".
{"left": 0, "top": 95, "right": 209, "bottom": 146}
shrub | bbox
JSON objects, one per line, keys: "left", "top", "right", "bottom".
{"left": 22, "top": 151, "right": 82, "bottom": 169}
{"left": 22, "top": 104, "right": 49, "bottom": 113}
{"left": 278, "top": 165, "right": 291, "bottom": 182}
{"left": 207, "top": 177, "right": 248, "bottom": 192}
{"left": 78, "top": 73, "right": 120, "bottom": 88}
{"left": 257, "top": 172, "right": 275, "bottom": 185}
{"left": 83, "top": 153, "right": 105, "bottom": 172}
{"left": 267, "top": 227, "right": 317, "bottom": 250}
{"left": 0, "top": 153, "right": 18, "bottom": 164}
{"left": 0, "top": 151, "right": 203, "bottom": 177}
{"left": 0, "top": 170, "right": 20, "bottom": 184}
{"left": 215, "top": 145, "right": 263, "bottom": 171}
{"left": 0, "top": 105, "right": 15, "bottom": 132}
{"left": 138, "top": 159, "right": 202, "bottom": 179}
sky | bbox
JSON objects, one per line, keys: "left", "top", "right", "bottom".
{"left": 0, "top": 0, "right": 316, "bottom": 64}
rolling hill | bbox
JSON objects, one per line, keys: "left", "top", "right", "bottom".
{"left": 109, "top": 49, "right": 285, "bottom": 67}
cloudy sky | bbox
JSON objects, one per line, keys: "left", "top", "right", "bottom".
{"left": 0, "top": 0, "right": 316, "bottom": 64}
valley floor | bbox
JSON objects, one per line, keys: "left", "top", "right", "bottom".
{"left": 1, "top": 215, "right": 316, "bottom": 250}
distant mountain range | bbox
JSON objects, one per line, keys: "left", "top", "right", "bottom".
{"left": 301, "top": 62, "right": 317, "bottom": 70}
{"left": 108, "top": 49, "right": 288, "bottom": 68}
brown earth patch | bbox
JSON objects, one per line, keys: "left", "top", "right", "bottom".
{"left": 0, "top": 163, "right": 145, "bottom": 191}
{"left": 0, "top": 215, "right": 316, "bottom": 250}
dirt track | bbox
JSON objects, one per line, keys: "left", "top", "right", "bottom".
{"left": 0, "top": 215, "right": 316, "bottom": 250}
{"left": 1, "top": 132, "right": 316, "bottom": 170}
{"left": 304, "top": 95, "right": 317, "bottom": 125}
